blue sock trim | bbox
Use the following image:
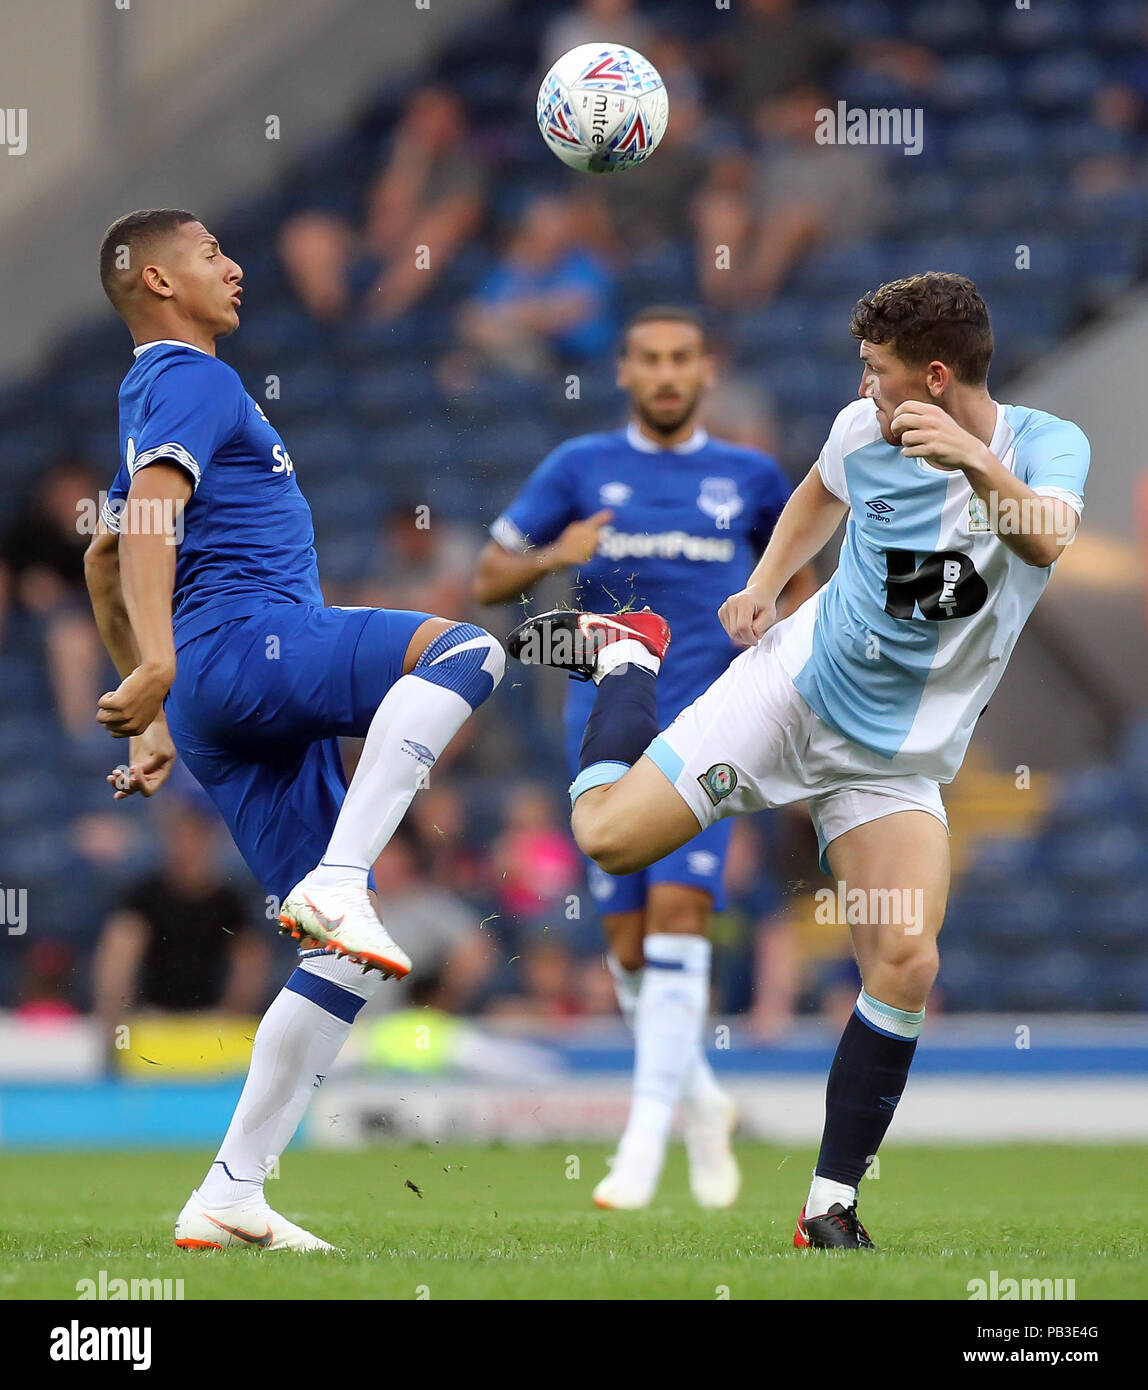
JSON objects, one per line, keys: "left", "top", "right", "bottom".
{"left": 569, "top": 759, "right": 630, "bottom": 805}
{"left": 413, "top": 622, "right": 502, "bottom": 708}
{"left": 645, "top": 735, "right": 684, "bottom": 786}
{"left": 213, "top": 1160, "right": 261, "bottom": 1185}
{"left": 644, "top": 957, "right": 686, "bottom": 971}
{"left": 855, "top": 989, "right": 925, "bottom": 1040}
{"left": 284, "top": 966, "right": 364, "bottom": 1024}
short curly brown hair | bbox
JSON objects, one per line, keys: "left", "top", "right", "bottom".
{"left": 850, "top": 272, "right": 993, "bottom": 385}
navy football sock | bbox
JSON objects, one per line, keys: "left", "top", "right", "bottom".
{"left": 578, "top": 663, "right": 659, "bottom": 773}
{"left": 815, "top": 991, "right": 924, "bottom": 1188}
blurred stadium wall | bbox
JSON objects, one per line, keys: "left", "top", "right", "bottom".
{"left": 0, "top": 0, "right": 501, "bottom": 375}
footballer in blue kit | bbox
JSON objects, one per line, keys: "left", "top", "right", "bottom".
{"left": 475, "top": 306, "right": 816, "bottom": 1209}
{"left": 86, "top": 209, "right": 504, "bottom": 1251}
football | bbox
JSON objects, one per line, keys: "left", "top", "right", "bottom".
{"left": 536, "top": 42, "right": 669, "bottom": 174}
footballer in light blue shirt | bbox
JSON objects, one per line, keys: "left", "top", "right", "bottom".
{"left": 503, "top": 274, "right": 1090, "bottom": 1232}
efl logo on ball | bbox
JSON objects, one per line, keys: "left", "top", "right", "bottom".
{"left": 537, "top": 43, "right": 669, "bottom": 174}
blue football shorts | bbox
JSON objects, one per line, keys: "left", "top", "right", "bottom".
{"left": 164, "top": 603, "right": 431, "bottom": 902}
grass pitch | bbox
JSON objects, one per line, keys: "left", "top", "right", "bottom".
{"left": 0, "top": 1143, "right": 1143, "bottom": 1301}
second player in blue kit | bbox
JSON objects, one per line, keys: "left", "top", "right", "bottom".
{"left": 475, "top": 306, "right": 816, "bottom": 1208}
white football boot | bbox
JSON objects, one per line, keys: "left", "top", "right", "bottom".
{"left": 174, "top": 1190, "right": 338, "bottom": 1252}
{"left": 682, "top": 1089, "right": 741, "bottom": 1208}
{"left": 592, "top": 1132, "right": 666, "bottom": 1210}
{"left": 278, "top": 877, "right": 411, "bottom": 978}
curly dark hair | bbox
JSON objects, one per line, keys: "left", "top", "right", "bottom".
{"left": 850, "top": 272, "right": 993, "bottom": 385}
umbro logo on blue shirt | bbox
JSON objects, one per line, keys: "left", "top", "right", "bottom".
{"left": 865, "top": 498, "right": 895, "bottom": 522}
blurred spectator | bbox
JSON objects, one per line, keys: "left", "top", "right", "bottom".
{"left": 702, "top": 336, "right": 781, "bottom": 454}
{"left": 407, "top": 783, "right": 491, "bottom": 906}
{"left": 0, "top": 457, "right": 107, "bottom": 739}
{"left": 599, "top": 39, "right": 716, "bottom": 253}
{"left": 13, "top": 941, "right": 81, "bottom": 1022}
{"left": 575, "top": 955, "right": 621, "bottom": 1017}
{"left": 720, "top": 815, "right": 798, "bottom": 1037}
{"left": 485, "top": 938, "right": 587, "bottom": 1023}
{"left": 708, "top": 0, "right": 847, "bottom": 126}
{"left": 91, "top": 798, "right": 269, "bottom": 1055}
{"left": 279, "top": 86, "right": 486, "bottom": 322}
{"left": 491, "top": 782, "right": 581, "bottom": 935}
{"left": 455, "top": 193, "right": 617, "bottom": 378}
{"left": 541, "top": 0, "right": 656, "bottom": 68}
{"left": 358, "top": 825, "right": 493, "bottom": 1017}
{"left": 695, "top": 85, "right": 888, "bottom": 309}
{"left": 351, "top": 498, "right": 479, "bottom": 619}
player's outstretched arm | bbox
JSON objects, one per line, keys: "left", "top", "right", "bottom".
{"left": 473, "top": 509, "right": 613, "bottom": 605}
{"left": 96, "top": 462, "right": 190, "bottom": 740}
{"left": 720, "top": 466, "right": 848, "bottom": 645}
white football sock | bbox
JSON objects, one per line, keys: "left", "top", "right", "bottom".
{"left": 594, "top": 639, "right": 660, "bottom": 683}
{"left": 308, "top": 674, "right": 472, "bottom": 888}
{"left": 606, "top": 950, "right": 723, "bottom": 1110}
{"left": 617, "top": 933, "right": 711, "bottom": 1153}
{"left": 197, "top": 952, "right": 381, "bottom": 1206}
{"left": 806, "top": 1174, "right": 857, "bottom": 1218}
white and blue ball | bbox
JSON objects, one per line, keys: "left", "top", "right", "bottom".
{"left": 536, "top": 43, "right": 669, "bottom": 174}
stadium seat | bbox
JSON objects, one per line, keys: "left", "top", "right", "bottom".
{"left": 931, "top": 55, "right": 1012, "bottom": 114}
{"left": 1092, "top": 0, "right": 1146, "bottom": 50}
{"left": 1019, "top": 52, "right": 1105, "bottom": 113}
{"left": 1037, "top": 823, "right": 1148, "bottom": 887}
{"left": 1000, "top": 0, "right": 1086, "bottom": 52}
{"left": 1046, "top": 763, "right": 1140, "bottom": 828}
{"left": 906, "top": 0, "right": 989, "bottom": 51}
{"left": 947, "top": 115, "right": 1042, "bottom": 174}
{"left": 348, "top": 364, "right": 440, "bottom": 427}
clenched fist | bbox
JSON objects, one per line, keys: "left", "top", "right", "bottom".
{"left": 719, "top": 585, "right": 777, "bottom": 647}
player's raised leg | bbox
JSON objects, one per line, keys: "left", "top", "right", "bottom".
{"left": 172, "top": 611, "right": 503, "bottom": 1247}
{"left": 279, "top": 616, "right": 505, "bottom": 973}
{"left": 795, "top": 808, "right": 949, "bottom": 1250}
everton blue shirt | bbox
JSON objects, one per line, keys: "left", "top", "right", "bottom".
{"left": 490, "top": 423, "right": 791, "bottom": 734}
{"left": 101, "top": 340, "right": 322, "bottom": 648}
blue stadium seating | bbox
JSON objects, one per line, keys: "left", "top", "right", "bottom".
{"left": 2, "top": 0, "right": 1147, "bottom": 1012}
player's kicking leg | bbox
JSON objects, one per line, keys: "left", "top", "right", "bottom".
{"left": 794, "top": 809, "right": 948, "bottom": 1250}
{"left": 507, "top": 608, "right": 701, "bottom": 874}
{"left": 277, "top": 617, "right": 504, "bottom": 975}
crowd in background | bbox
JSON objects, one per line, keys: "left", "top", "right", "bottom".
{"left": 3, "top": 0, "right": 1148, "bottom": 1031}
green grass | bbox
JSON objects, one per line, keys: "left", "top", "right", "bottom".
{"left": 0, "top": 1143, "right": 1143, "bottom": 1300}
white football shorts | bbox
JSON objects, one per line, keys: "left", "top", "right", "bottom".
{"left": 643, "top": 611, "right": 948, "bottom": 871}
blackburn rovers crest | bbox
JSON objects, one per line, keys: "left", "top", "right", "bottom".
{"left": 968, "top": 495, "right": 990, "bottom": 532}
{"left": 698, "top": 762, "right": 737, "bottom": 805}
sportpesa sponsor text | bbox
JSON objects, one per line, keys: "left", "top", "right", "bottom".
{"left": 594, "top": 526, "right": 736, "bottom": 563}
